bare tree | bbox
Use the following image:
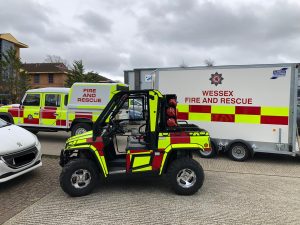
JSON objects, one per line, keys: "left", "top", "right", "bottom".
{"left": 179, "top": 60, "right": 188, "bottom": 68}
{"left": 204, "top": 58, "right": 214, "bottom": 67}
{"left": 44, "top": 55, "right": 69, "bottom": 67}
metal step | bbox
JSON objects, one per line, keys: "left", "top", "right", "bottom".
{"left": 109, "top": 167, "right": 126, "bottom": 175}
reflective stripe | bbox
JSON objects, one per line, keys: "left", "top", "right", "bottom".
{"left": 90, "top": 145, "right": 108, "bottom": 176}
{"left": 149, "top": 91, "right": 159, "bottom": 132}
{"left": 132, "top": 156, "right": 151, "bottom": 168}
{"left": 189, "top": 113, "right": 211, "bottom": 121}
{"left": 177, "top": 104, "right": 189, "bottom": 113}
{"left": 158, "top": 134, "right": 171, "bottom": 149}
{"left": 235, "top": 115, "right": 260, "bottom": 124}
{"left": 211, "top": 105, "right": 235, "bottom": 114}
{"left": 261, "top": 107, "right": 289, "bottom": 116}
{"left": 178, "top": 104, "right": 289, "bottom": 125}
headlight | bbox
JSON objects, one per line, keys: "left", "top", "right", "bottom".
{"left": 34, "top": 135, "right": 41, "bottom": 149}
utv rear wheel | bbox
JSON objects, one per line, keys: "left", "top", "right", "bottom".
{"left": 71, "top": 123, "right": 91, "bottom": 136}
{"left": 60, "top": 158, "right": 98, "bottom": 197}
{"left": 167, "top": 158, "right": 204, "bottom": 195}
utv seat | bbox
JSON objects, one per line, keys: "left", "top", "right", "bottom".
{"left": 126, "top": 136, "right": 147, "bottom": 150}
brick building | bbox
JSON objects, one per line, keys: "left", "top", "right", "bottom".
{"left": 22, "top": 63, "right": 69, "bottom": 88}
{"left": 0, "top": 33, "right": 28, "bottom": 104}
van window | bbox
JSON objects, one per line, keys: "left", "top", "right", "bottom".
{"left": 45, "top": 94, "right": 61, "bottom": 107}
{"left": 64, "top": 95, "right": 69, "bottom": 106}
{"left": 23, "top": 94, "right": 40, "bottom": 106}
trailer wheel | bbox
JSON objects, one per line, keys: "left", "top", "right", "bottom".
{"left": 199, "top": 143, "right": 217, "bottom": 158}
{"left": 228, "top": 143, "right": 250, "bottom": 161}
{"left": 71, "top": 123, "right": 92, "bottom": 136}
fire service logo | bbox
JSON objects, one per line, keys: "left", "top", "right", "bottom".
{"left": 209, "top": 72, "right": 224, "bottom": 86}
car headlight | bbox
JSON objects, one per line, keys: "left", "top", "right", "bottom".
{"left": 34, "top": 135, "right": 41, "bottom": 149}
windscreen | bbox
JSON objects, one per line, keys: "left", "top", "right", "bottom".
{"left": 0, "top": 119, "right": 9, "bottom": 128}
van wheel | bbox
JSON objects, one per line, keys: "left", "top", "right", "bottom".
{"left": 167, "top": 158, "right": 204, "bottom": 195}
{"left": 71, "top": 123, "right": 91, "bottom": 136}
{"left": 228, "top": 143, "right": 250, "bottom": 161}
{"left": 60, "top": 158, "right": 98, "bottom": 197}
{"left": 199, "top": 143, "right": 217, "bottom": 158}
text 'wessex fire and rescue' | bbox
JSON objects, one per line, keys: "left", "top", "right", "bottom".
{"left": 184, "top": 90, "right": 253, "bottom": 105}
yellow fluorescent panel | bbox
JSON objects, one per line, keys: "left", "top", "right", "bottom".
{"left": 189, "top": 113, "right": 211, "bottom": 121}
{"left": 235, "top": 115, "right": 260, "bottom": 124}
{"left": 261, "top": 107, "right": 289, "bottom": 116}
{"left": 158, "top": 137, "right": 171, "bottom": 148}
{"left": 132, "top": 156, "right": 151, "bottom": 168}
{"left": 177, "top": 104, "right": 189, "bottom": 113}
{"left": 211, "top": 106, "right": 235, "bottom": 114}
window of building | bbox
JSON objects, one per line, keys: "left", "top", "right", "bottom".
{"left": 45, "top": 94, "right": 61, "bottom": 107}
{"left": 34, "top": 74, "right": 40, "bottom": 84}
{"left": 23, "top": 94, "right": 40, "bottom": 106}
{"left": 48, "top": 74, "right": 54, "bottom": 84}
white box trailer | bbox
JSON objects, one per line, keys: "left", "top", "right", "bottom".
{"left": 128, "top": 64, "right": 300, "bottom": 161}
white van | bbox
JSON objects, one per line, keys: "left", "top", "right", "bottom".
{"left": 0, "top": 119, "right": 42, "bottom": 182}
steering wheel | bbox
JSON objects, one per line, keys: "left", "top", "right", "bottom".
{"left": 108, "top": 120, "right": 125, "bottom": 135}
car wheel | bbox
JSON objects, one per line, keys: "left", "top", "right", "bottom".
{"left": 71, "top": 123, "right": 92, "bottom": 136}
{"left": 199, "top": 143, "right": 217, "bottom": 158}
{"left": 228, "top": 143, "right": 250, "bottom": 161}
{"left": 60, "top": 158, "right": 98, "bottom": 197}
{"left": 167, "top": 158, "right": 204, "bottom": 195}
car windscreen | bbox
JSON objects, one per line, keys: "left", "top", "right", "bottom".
{"left": 0, "top": 119, "right": 9, "bottom": 128}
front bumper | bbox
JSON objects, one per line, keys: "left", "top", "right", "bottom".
{"left": 0, "top": 146, "right": 42, "bottom": 183}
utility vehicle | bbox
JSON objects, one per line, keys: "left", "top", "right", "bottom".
{"left": 59, "top": 90, "right": 210, "bottom": 196}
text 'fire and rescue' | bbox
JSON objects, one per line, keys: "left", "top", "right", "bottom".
{"left": 185, "top": 90, "right": 253, "bottom": 105}
{"left": 77, "top": 89, "right": 101, "bottom": 103}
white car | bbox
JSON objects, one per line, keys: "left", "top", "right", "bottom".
{"left": 0, "top": 119, "right": 42, "bottom": 182}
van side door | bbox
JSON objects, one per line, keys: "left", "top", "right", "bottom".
{"left": 40, "top": 93, "right": 62, "bottom": 127}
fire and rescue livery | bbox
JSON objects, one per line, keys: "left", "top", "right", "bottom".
{"left": 59, "top": 90, "right": 211, "bottom": 197}
{"left": 0, "top": 83, "right": 128, "bottom": 135}
{"left": 146, "top": 64, "right": 299, "bottom": 161}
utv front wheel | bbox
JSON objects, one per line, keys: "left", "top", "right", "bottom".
{"left": 167, "top": 158, "right": 204, "bottom": 195}
{"left": 60, "top": 158, "right": 98, "bottom": 197}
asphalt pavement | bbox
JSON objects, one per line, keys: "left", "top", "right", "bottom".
{"left": 37, "top": 131, "right": 69, "bottom": 156}
{"left": 1, "top": 131, "right": 300, "bottom": 225}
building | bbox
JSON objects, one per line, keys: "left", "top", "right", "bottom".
{"left": 0, "top": 33, "right": 28, "bottom": 104}
{"left": 124, "top": 68, "right": 156, "bottom": 90}
{"left": 22, "top": 63, "right": 69, "bottom": 88}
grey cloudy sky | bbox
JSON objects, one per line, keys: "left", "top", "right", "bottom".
{"left": 1, "top": 0, "right": 300, "bottom": 81}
